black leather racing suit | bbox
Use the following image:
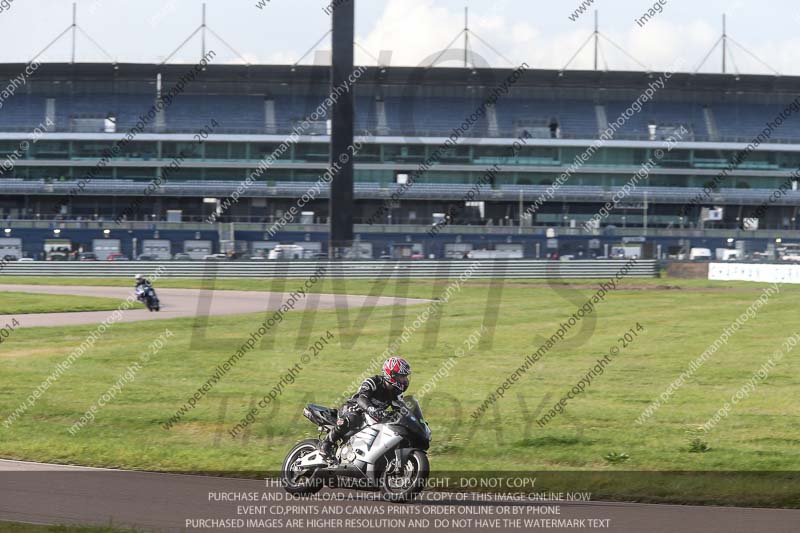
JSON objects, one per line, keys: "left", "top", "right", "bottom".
{"left": 323, "top": 376, "right": 404, "bottom": 451}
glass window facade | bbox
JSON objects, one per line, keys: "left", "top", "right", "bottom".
{"left": 0, "top": 140, "right": 794, "bottom": 190}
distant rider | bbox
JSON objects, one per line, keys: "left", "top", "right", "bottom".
{"left": 319, "top": 357, "right": 411, "bottom": 460}
{"left": 134, "top": 274, "right": 151, "bottom": 300}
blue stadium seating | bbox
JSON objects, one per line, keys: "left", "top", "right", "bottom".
{"left": 0, "top": 95, "right": 46, "bottom": 130}
{"left": 0, "top": 91, "right": 796, "bottom": 141}
{"left": 55, "top": 94, "right": 155, "bottom": 131}
{"left": 493, "top": 98, "right": 598, "bottom": 138}
{"left": 167, "top": 95, "right": 265, "bottom": 132}
{"left": 603, "top": 101, "right": 707, "bottom": 139}
{"left": 711, "top": 103, "right": 800, "bottom": 141}
{"left": 382, "top": 96, "right": 489, "bottom": 137}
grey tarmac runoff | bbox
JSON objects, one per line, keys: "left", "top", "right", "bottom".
{"left": 0, "top": 284, "right": 431, "bottom": 328}
{"left": 1, "top": 460, "right": 799, "bottom": 533}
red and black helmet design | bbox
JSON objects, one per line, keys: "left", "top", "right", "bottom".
{"left": 382, "top": 357, "right": 411, "bottom": 392}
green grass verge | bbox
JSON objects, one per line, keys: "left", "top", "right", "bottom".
{"left": 0, "top": 275, "right": 798, "bottom": 507}
{"left": 0, "top": 273, "right": 787, "bottom": 293}
{"left": 0, "top": 291, "right": 123, "bottom": 315}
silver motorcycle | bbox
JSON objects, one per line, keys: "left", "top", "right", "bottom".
{"left": 281, "top": 398, "right": 431, "bottom": 502}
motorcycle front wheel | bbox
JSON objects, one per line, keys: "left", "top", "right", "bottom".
{"left": 281, "top": 438, "right": 324, "bottom": 496}
{"left": 379, "top": 450, "right": 429, "bottom": 502}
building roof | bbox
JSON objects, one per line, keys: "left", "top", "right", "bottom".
{"left": 4, "top": 62, "right": 797, "bottom": 98}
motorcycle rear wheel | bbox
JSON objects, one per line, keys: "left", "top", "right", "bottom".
{"left": 281, "top": 438, "right": 324, "bottom": 496}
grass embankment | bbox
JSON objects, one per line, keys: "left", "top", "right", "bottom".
{"left": 0, "top": 291, "right": 123, "bottom": 315}
{"left": 0, "top": 275, "right": 798, "bottom": 506}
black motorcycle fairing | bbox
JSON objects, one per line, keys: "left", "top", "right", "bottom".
{"left": 303, "top": 404, "right": 338, "bottom": 427}
{"left": 387, "top": 425, "right": 430, "bottom": 451}
{"left": 385, "top": 412, "right": 430, "bottom": 450}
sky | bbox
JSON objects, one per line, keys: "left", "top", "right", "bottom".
{"left": 0, "top": 0, "right": 798, "bottom": 75}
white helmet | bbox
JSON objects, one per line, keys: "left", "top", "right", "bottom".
{"left": 135, "top": 274, "right": 143, "bottom": 281}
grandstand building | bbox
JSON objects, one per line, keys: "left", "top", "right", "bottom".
{"left": 0, "top": 62, "right": 799, "bottom": 258}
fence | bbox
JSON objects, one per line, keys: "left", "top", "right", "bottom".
{"left": 0, "top": 260, "right": 658, "bottom": 279}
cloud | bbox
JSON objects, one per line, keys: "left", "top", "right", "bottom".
{"left": 511, "top": 22, "right": 538, "bottom": 45}
{"left": 356, "top": 0, "right": 528, "bottom": 67}
{"left": 356, "top": 0, "right": 463, "bottom": 67}
{"left": 0, "top": 0, "right": 797, "bottom": 75}
{"left": 350, "top": 0, "right": 796, "bottom": 74}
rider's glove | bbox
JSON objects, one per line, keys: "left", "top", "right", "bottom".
{"left": 367, "top": 406, "right": 385, "bottom": 420}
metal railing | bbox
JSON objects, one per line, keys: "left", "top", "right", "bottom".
{"left": 0, "top": 219, "right": 796, "bottom": 240}
{"left": 0, "top": 259, "right": 659, "bottom": 279}
{"left": 3, "top": 122, "right": 800, "bottom": 145}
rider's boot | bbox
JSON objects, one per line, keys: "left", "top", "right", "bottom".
{"left": 320, "top": 422, "right": 346, "bottom": 462}
{"left": 319, "top": 434, "right": 337, "bottom": 461}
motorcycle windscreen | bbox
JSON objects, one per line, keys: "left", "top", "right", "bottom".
{"left": 402, "top": 397, "right": 424, "bottom": 421}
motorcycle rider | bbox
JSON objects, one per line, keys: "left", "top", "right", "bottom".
{"left": 319, "top": 357, "right": 411, "bottom": 460}
{"left": 134, "top": 274, "right": 151, "bottom": 300}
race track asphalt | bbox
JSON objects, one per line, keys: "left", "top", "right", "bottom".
{"left": 0, "top": 284, "right": 430, "bottom": 328}
{"left": 1, "top": 460, "right": 798, "bottom": 533}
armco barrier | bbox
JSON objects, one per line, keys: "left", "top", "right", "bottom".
{"left": 0, "top": 260, "right": 658, "bottom": 279}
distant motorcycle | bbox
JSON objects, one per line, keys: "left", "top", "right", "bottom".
{"left": 136, "top": 284, "right": 160, "bottom": 312}
{"left": 281, "top": 398, "right": 431, "bottom": 502}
